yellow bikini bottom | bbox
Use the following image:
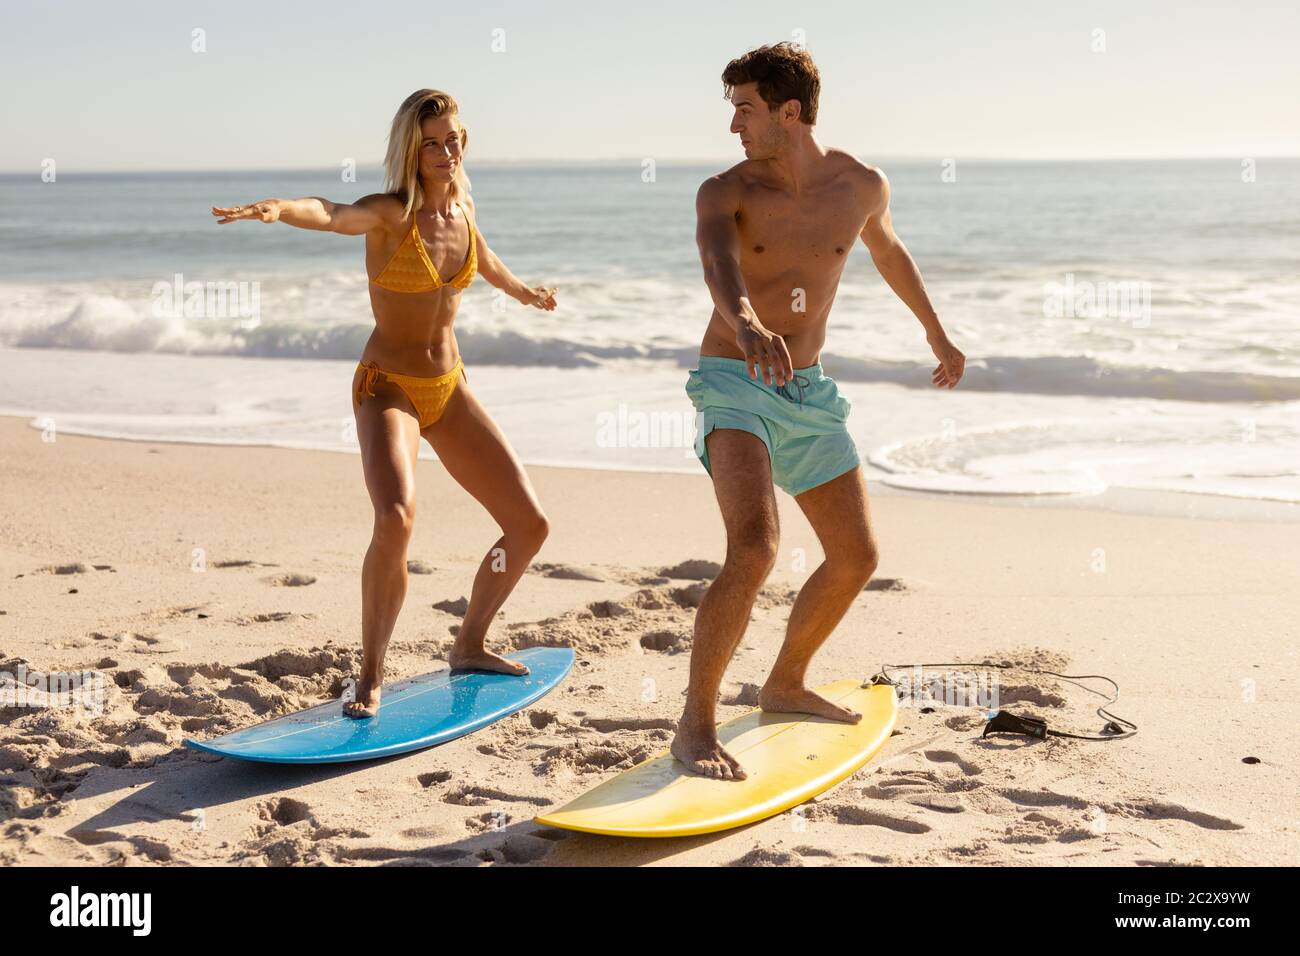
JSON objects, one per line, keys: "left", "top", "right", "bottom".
{"left": 354, "top": 358, "right": 465, "bottom": 429}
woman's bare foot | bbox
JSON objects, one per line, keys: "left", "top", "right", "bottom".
{"left": 343, "top": 679, "right": 381, "bottom": 719}
{"left": 758, "top": 682, "right": 861, "bottom": 723}
{"left": 670, "top": 721, "right": 747, "bottom": 780}
{"left": 448, "top": 642, "right": 529, "bottom": 676}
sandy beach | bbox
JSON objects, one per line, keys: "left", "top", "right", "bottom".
{"left": 1, "top": 414, "right": 1295, "bottom": 867}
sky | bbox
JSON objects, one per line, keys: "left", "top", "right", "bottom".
{"left": 2, "top": 0, "right": 1298, "bottom": 173}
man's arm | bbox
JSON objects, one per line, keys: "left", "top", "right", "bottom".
{"left": 858, "top": 167, "right": 965, "bottom": 388}
{"left": 696, "top": 175, "right": 792, "bottom": 385}
{"left": 857, "top": 168, "right": 943, "bottom": 340}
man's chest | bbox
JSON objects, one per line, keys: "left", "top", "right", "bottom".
{"left": 735, "top": 183, "right": 867, "bottom": 268}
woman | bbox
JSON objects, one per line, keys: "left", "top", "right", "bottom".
{"left": 213, "top": 90, "right": 558, "bottom": 718}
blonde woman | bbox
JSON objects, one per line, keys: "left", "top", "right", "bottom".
{"left": 213, "top": 90, "right": 558, "bottom": 718}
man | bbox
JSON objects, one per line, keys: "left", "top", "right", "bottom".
{"left": 672, "top": 42, "right": 966, "bottom": 779}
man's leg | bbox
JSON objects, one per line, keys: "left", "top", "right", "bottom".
{"left": 670, "top": 428, "right": 779, "bottom": 780}
{"left": 759, "top": 466, "right": 879, "bottom": 721}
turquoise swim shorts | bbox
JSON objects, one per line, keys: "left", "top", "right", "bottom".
{"left": 685, "top": 356, "right": 860, "bottom": 496}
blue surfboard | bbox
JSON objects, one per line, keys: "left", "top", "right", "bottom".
{"left": 183, "top": 647, "right": 574, "bottom": 764}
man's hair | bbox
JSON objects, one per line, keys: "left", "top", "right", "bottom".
{"left": 721, "top": 42, "right": 820, "bottom": 125}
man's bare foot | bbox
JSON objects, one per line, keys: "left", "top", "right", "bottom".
{"left": 448, "top": 643, "right": 529, "bottom": 676}
{"left": 670, "top": 722, "right": 748, "bottom": 780}
{"left": 759, "top": 682, "right": 861, "bottom": 723}
{"left": 343, "top": 680, "right": 381, "bottom": 719}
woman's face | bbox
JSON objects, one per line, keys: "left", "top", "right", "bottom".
{"left": 418, "top": 113, "right": 465, "bottom": 182}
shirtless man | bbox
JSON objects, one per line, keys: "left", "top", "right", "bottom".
{"left": 671, "top": 43, "right": 966, "bottom": 779}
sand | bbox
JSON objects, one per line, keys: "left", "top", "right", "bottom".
{"left": 0, "top": 415, "right": 1295, "bottom": 867}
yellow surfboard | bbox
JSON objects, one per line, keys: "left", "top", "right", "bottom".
{"left": 534, "top": 679, "right": 897, "bottom": 838}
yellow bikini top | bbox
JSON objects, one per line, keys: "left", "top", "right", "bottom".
{"left": 373, "top": 200, "right": 478, "bottom": 293}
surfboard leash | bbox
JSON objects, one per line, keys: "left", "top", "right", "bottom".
{"left": 865, "top": 660, "right": 1138, "bottom": 742}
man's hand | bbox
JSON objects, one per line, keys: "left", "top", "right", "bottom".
{"left": 928, "top": 333, "right": 965, "bottom": 389}
{"left": 737, "top": 320, "right": 794, "bottom": 386}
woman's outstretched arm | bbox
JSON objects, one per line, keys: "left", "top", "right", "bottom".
{"left": 475, "top": 231, "right": 558, "bottom": 311}
{"left": 461, "top": 197, "right": 557, "bottom": 311}
{"left": 211, "top": 193, "right": 394, "bottom": 235}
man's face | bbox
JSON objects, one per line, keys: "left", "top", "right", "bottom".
{"left": 419, "top": 114, "right": 465, "bottom": 182}
{"left": 728, "top": 82, "right": 786, "bottom": 160}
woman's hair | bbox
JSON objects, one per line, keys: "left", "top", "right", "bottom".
{"left": 383, "top": 89, "right": 471, "bottom": 219}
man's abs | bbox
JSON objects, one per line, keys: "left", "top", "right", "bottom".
{"left": 700, "top": 308, "right": 830, "bottom": 368}
{"left": 699, "top": 267, "right": 844, "bottom": 367}
{"left": 702, "top": 169, "right": 866, "bottom": 366}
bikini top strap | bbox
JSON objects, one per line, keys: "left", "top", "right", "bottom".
{"left": 458, "top": 199, "right": 478, "bottom": 238}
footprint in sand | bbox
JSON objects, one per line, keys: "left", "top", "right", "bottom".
{"left": 906, "top": 793, "right": 968, "bottom": 813}
{"left": 1106, "top": 800, "right": 1243, "bottom": 831}
{"left": 33, "top": 563, "right": 92, "bottom": 575}
{"left": 259, "top": 796, "right": 317, "bottom": 828}
{"left": 639, "top": 630, "right": 689, "bottom": 653}
{"left": 537, "top": 740, "right": 656, "bottom": 775}
{"left": 808, "top": 803, "right": 932, "bottom": 834}
{"left": 528, "top": 710, "right": 564, "bottom": 730}
{"left": 238, "top": 645, "right": 359, "bottom": 682}
{"left": 864, "top": 577, "right": 908, "bottom": 592}
{"left": 753, "top": 585, "right": 798, "bottom": 609}
{"left": 264, "top": 573, "right": 316, "bottom": 587}
{"left": 658, "top": 559, "right": 721, "bottom": 580}
{"left": 67, "top": 830, "right": 172, "bottom": 863}
{"left": 442, "top": 784, "right": 553, "bottom": 808}
{"left": 27, "top": 563, "right": 117, "bottom": 575}
{"left": 587, "top": 599, "right": 630, "bottom": 618}
{"left": 234, "top": 611, "right": 293, "bottom": 625}
{"left": 1000, "top": 788, "right": 1092, "bottom": 811}
{"left": 998, "top": 683, "right": 1068, "bottom": 708}
{"left": 335, "top": 844, "right": 468, "bottom": 864}
{"left": 669, "top": 583, "right": 709, "bottom": 609}
{"left": 578, "top": 716, "right": 676, "bottom": 733}
{"left": 792, "top": 844, "right": 838, "bottom": 859}
{"left": 89, "top": 630, "right": 185, "bottom": 654}
{"left": 720, "top": 682, "right": 761, "bottom": 706}
{"left": 417, "top": 770, "right": 453, "bottom": 789}
{"left": 922, "top": 749, "right": 984, "bottom": 776}
{"left": 433, "top": 596, "right": 469, "bottom": 616}
{"left": 862, "top": 768, "right": 982, "bottom": 798}
{"left": 531, "top": 562, "right": 605, "bottom": 582}
{"left": 730, "top": 847, "right": 804, "bottom": 866}
{"left": 466, "top": 811, "right": 513, "bottom": 833}
{"left": 1023, "top": 810, "right": 1064, "bottom": 826}
{"left": 478, "top": 833, "right": 555, "bottom": 864}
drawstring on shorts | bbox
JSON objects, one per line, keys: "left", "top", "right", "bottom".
{"left": 775, "top": 373, "right": 811, "bottom": 404}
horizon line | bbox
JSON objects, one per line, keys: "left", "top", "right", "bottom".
{"left": 2, "top": 154, "right": 1296, "bottom": 177}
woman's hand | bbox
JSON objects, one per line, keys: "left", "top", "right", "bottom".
{"left": 520, "top": 286, "right": 559, "bottom": 311}
{"left": 212, "top": 200, "right": 285, "bottom": 225}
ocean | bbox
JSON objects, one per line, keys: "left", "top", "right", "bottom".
{"left": 1, "top": 159, "right": 1298, "bottom": 511}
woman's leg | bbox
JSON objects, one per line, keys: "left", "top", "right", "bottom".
{"left": 347, "top": 366, "right": 422, "bottom": 717}
{"left": 423, "top": 375, "right": 549, "bottom": 675}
